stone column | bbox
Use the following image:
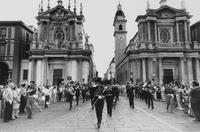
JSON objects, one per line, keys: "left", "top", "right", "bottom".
{"left": 28, "top": 59, "right": 33, "bottom": 83}
{"left": 187, "top": 58, "right": 193, "bottom": 83}
{"left": 148, "top": 21, "right": 151, "bottom": 42}
{"left": 36, "top": 59, "right": 42, "bottom": 86}
{"left": 82, "top": 61, "right": 88, "bottom": 83}
{"left": 132, "top": 60, "right": 136, "bottom": 83}
{"left": 195, "top": 58, "right": 200, "bottom": 83}
{"left": 71, "top": 59, "right": 78, "bottom": 82}
{"left": 188, "top": 22, "right": 191, "bottom": 42}
{"left": 180, "top": 58, "right": 186, "bottom": 84}
{"left": 176, "top": 21, "right": 180, "bottom": 42}
{"left": 66, "top": 59, "right": 72, "bottom": 81}
{"left": 149, "top": 58, "right": 153, "bottom": 80}
{"left": 43, "top": 58, "right": 47, "bottom": 85}
{"left": 184, "top": 21, "right": 188, "bottom": 42}
{"left": 78, "top": 59, "right": 83, "bottom": 83}
{"left": 46, "top": 60, "right": 49, "bottom": 85}
{"left": 154, "top": 22, "right": 157, "bottom": 43}
{"left": 158, "top": 58, "right": 163, "bottom": 84}
{"left": 64, "top": 58, "right": 68, "bottom": 82}
{"left": 152, "top": 58, "right": 157, "bottom": 83}
{"left": 142, "top": 58, "right": 146, "bottom": 82}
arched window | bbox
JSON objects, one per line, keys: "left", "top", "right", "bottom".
{"left": 119, "top": 25, "right": 123, "bottom": 30}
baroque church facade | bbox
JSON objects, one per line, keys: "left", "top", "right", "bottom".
{"left": 114, "top": 1, "right": 200, "bottom": 85}
{"left": 29, "top": 0, "right": 95, "bottom": 85}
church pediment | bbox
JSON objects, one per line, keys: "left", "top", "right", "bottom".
{"left": 147, "top": 5, "right": 189, "bottom": 18}
{"left": 37, "top": 6, "right": 76, "bottom": 20}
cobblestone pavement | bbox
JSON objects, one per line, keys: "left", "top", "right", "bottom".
{"left": 0, "top": 97, "right": 200, "bottom": 132}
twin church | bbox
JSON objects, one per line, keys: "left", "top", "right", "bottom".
{"left": 0, "top": 0, "right": 95, "bottom": 86}
{"left": 114, "top": 0, "right": 200, "bottom": 85}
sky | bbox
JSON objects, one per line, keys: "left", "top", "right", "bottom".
{"left": 0, "top": 0, "right": 200, "bottom": 78}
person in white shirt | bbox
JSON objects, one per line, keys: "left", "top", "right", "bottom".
{"left": 12, "top": 86, "right": 20, "bottom": 119}
{"left": 3, "top": 83, "right": 14, "bottom": 122}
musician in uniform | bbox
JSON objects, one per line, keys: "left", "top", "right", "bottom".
{"left": 126, "top": 82, "right": 135, "bottom": 109}
{"left": 105, "top": 85, "right": 114, "bottom": 117}
{"left": 66, "top": 83, "right": 74, "bottom": 110}
{"left": 190, "top": 81, "right": 200, "bottom": 121}
{"left": 146, "top": 82, "right": 154, "bottom": 109}
{"left": 82, "top": 85, "right": 86, "bottom": 103}
{"left": 92, "top": 84, "right": 106, "bottom": 128}
{"left": 75, "top": 83, "right": 80, "bottom": 106}
{"left": 89, "top": 83, "right": 96, "bottom": 109}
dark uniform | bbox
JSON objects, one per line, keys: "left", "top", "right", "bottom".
{"left": 89, "top": 84, "right": 96, "bottom": 109}
{"left": 190, "top": 81, "right": 200, "bottom": 121}
{"left": 126, "top": 83, "right": 135, "bottom": 109}
{"left": 66, "top": 85, "right": 74, "bottom": 110}
{"left": 75, "top": 85, "right": 80, "bottom": 106}
{"left": 147, "top": 85, "right": 154, "bottom": 109}
{"left": 92, "top": 85, "right": 105, "bottom": 128}
{"left": 105, "top": 86, "right": 114, "bottom": 117}
{"left": 82, "top": 86, "right": 86, "bottom": 103}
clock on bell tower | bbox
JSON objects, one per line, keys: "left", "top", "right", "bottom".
{"left": 113, "top": 3, "right": 127, "bottom": 64}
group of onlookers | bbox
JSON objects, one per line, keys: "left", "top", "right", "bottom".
{"left": 0, "top": 80, "right": 93, "bottom": 122}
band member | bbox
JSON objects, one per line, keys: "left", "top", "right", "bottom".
{"left": 66, "top": 83, "right": 74, "bottom": 110}
{"left": 126, "top": 82, "right": 135, "bottom": 109}
{"left": 146, "top": 82, "right": 154, "bottom": 109}
{"left": 92, "top": 84, "right": 106, "bottom": 128}
{"left": 75, "top": 83, "right": 80, "bottom": 106}
{"left": 190, "top": 81, "right": 200, "bottom": 121}
{"left": 82, "top": 85, "right": 86, "bottom": 103}
{"left": 89, "top": 83, "right": 97, "bottom": 109}
{"left": 105, "top": 85, "right": 114, "bottom": 117}
{"left": 57, "top": 84, "right": 62, "bottom": 102}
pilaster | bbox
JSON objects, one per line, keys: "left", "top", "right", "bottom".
{"left": 187, "top": 58, "right": 193, "bottom": 83}
{"left": 176, "top": 21, "right": 180, "bottom": 43}
{"left": 142, "top": 58, "right": 146, "bottom": 82}
{"left": 195, "top": 58, "right": 200, "bottom": 83}
{"left": 158, "top": 58, "right": 163, "bottom": 84}
{"left": 180, "top": 58, "right": 186, "bottom": 84}
{"left": 28, "top": 59, "right": 33, "bottom": 83}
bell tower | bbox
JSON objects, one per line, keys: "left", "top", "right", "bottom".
{"left": 113, "top": 3, "right": 127, "bottom": 65}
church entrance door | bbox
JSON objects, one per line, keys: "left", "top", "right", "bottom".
{"left": 163, "top": 69, "right": 174, "bottom": 84}
{"left": 0, "top": 62, "right": 9, "bottom": 85}
{"left": 53, "top": 69, "right": 63, "bottom": 85}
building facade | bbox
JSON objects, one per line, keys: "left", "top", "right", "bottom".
{"left": 104, "top": 57, "right": 116, "bottom": 81}
{"left": 115, "top": 1, "right": 200, "bottom": 85}
{"left": 29, "top": 0, "right": 95, "bottom": 85}
{"left": 0, "top": 21, "right": 33, "bottom": 85}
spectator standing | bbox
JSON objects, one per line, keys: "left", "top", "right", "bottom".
{"left": 19, "top": 84, "right": 27, "bottom": 114}
{"left": 12, "top": 85, "right": 20, "bottom": 119}
{"left": 26, "top": 81, "right": 37, "bottom": 119}
{"left": 3, "top": 83, "right": 14, "bottom": 122}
